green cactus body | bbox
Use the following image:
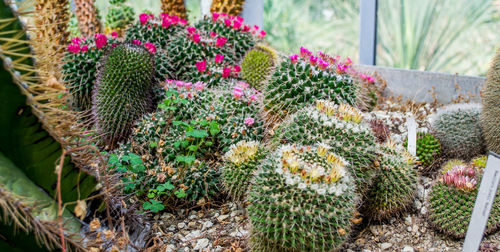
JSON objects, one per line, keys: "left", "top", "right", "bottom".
{"left": 273, "top": 100, "right": 377, "bottom": 195}
{"left": 125, "top": 14, "right": 186, "bottom": 50}
{"left": 105, "top": 0, "right": 135, "bottom": 31}
{"left": 222, "top": 141, "right": 265, "bottom": 202}
{"left": 481, "top": 49, "right": 500, "bottom": 154}
{"left": 264, "top": 55, "right": 357, "bottom": 119}
{"left": 248, "top": 144, "right": 357, "bottom": 252}
{"left": 240, "top": 44, "right": 277, "bottom": 91}
{"left": 363, "top": 143, "right": 418, "bottom": 221}
{"left": 404, "top": 132, "right": 442, "bottom": 166}
{"left": 430, "top": 103, "right": 485, "bottom": 159}
{"left": 93, "top": 43, "right": 155, "bottom": 148}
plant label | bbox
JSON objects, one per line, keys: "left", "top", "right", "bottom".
{"left": 406, "top": 117, "right": 417, "bottom": 156}
{"left": 463, "top": 152, "right": 500, "bottom": 252}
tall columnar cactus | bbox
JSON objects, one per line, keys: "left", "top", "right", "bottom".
{"left": 210, "top": 0, "right": 245, "bottom": 17}
{"left": 481, "top": 49, "right": 500, "bottom": 154}
{"left": 264, "top": 48, "right": 357, "bottom": 120}
{"left": 430, "top": 103, "right": 485, "bottom": 159}
{"left": 93, "top": 43, "right": 155, "bottom": 148}
{"left": 74, "top": 0, "right": 102, "bottom": 37}
{"left": 222, "top": 141, "right": 265, "bottom": 202}
{"left": 248, "top": 144, "right": 358, "bottom": 252}
{"left": 240, "top": 44, "right": 277, "bottom": 91}
{"left": 105, "top": 0, "right": 135, "bottom": 34}
{"left": 273, "top": 100, "right": 378, "bottom": 195}
{"left": 161, "top": 0, "right": 188, "bottom": 20}
{"left": 404, "top": 132, "right": 442, "bottom": 167}
{"left": 427, "top": 159, "right": 500, "bottom": 238}
{"left": 363, "top": 141, "right": 418, "bottom": 221}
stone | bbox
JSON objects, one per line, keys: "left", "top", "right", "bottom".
{"left": 188, "top": 221, "right": 197, "bottom": 228}
{"left": 177, "top": 222, "right": 186, "bottom": 229}
{"left": 168, "top": 225, "right": 176, "bottom": 232}
{"left": 194, "top": 238, "right": 210, "bottom": 251}
{"left": 417, "top": 184, "right": 425, "bottom": 200}
{"left": 381, "top": 242, "right": 392, "bottom": 250}
{"left": 421, "top": 206, "right": 428, "bottom": 215}
{"left": 218, "top": 214, "right": 229, "bottom": 222}
{"left": 402, "top": 246, "right": 415, "bottom": 252}
{"left": 202, "top": 221, "right": 213, "bottom": 230}
{"left": 164, "top": 244, "right": 176, "bottom": 252}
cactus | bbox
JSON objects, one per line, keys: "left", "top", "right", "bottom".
{"left": 210, "top": 0, "right": 245, "bottom": 17}
{"left": 481, "top": 49, "right": 500, "bottom": 154}
{"left": 427, "top": 160, "right": 500, "bottom": 238}
{"left": 74, "top": 0, "right": 103, "bottom": 37}
{"left": 264, "top": 48, "right": 357, "bottom": 120}
{"left": 222, "top": 141, "right": 265, "bottom": 202}
{"left": 93, "top": 43, "right": 155, "bottom": 148}
{"left": 363, "top": 141, "right": 418, "bottom": 221}
{"left": 240, "top": 44, "right": 277, "bottom": 91}
{"left": 105, "top": 0, "right": 135, "bottom": 34}
{"left": 125, "top": 13, "right": 187, "bottom": 50}
{"left": 404, "top": 132, "right": 442, "bottom": 166}
{"left": 247, "top": 144, "right": 358, "bottom": 252}
{"left": 430, "top": 103, "right": 486, "bottom": 159}
{"left": 161, "top": 0, "right": 188, "bottom": 20}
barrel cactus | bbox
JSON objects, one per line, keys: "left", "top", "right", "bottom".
{"left": 481, "top": 49, "right": 500, "bottom": 154}
{"left": 430, "top": 103, "right": 486, "bottom": 159}
{"left": 93, "top": 43, "right": 155, "bottom": 148}
{"left": 105, "top": 0, "right": 135, "bottom": 34}
{"left": 248, "top": 144, "right": 358, "bottom": 252}
{"left": 240, "top": 44, "right": 277, "bottom": 91}
{"left": 427, "top": 159, "right": 500, "bottom": 238}
{"left": 404, "top": 132, "right": 442, "bottom": 167}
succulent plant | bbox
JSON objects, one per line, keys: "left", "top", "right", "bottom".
{"left": 363, "top": 141, "right": 418, "bottom": 221}
{"left": 105, "top": 0, "right": 135, "bottom": 33}
{"left": 210, "top": 0, "right": 245, "bottom": 17}
{"left": 161, "top": 0, "right": 188, "bottom": 20}
{"left": 240, "top": 44, "right": 277, "bottom": 91}
{"left": 93, "top": 43, "right": 155, "bottom": 148}
{"left": 470, "top": 155, "right": 487, "bottom": 169}
{"left": 264, "top": 48, "right": 357, "bottom": 120}
{"left": 74, "top": 0, "right": 102, "bottom": 37}
{"left": 481, "top": 49, "right": 500, "bottom": 154}
{"left": 404, "top": 132, "right": 442, "bottom": 166}
{"left": 248, "top": 144, "right": 358, "bottom": 252}
{"left": 430, "top": 103, "right": 486, "bottom": 159}
{"left": 222, "top": 141, "right": 265, "bottom": 202}
{"left": 125, "top": 13, "right": 187, "bottom": 50}
{"left": 427, "top": 161, "right": 500, "bottom": 238}
{"left": 273, "top": 100, "right": 378, "bottom": 195}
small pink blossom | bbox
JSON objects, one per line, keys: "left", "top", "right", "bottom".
{"left": 71, "top": 37, "right": 82, "bottom": 45}
{"left": 233, "top": 20, "right": 242, "bottom": 30}
{"left": 244, "top": 117, "right": 255, "bottom": 126}
{"left": 80, "top": 45, "right": 89, "bottom": 52}
{"left": 242, "top": 25, "right": 251, "bottom": 32}
{"left": 214, "top": 54, "right": 224, "bottom": 63}
{"left": 139, "top": 13, "right": 152, "bottom": 25}
{"left": 184, "top": 82, "right": 192, "bottom": 89}
{"left": 233, "top": 90, "right": 243, "bottom": 99}
{"left": 179, "top": 19, "right": 188, "bottom": 26}
{"left": 366, "top": 76, "right": 375, "bottom": 83}
{"left": 236, "top": 16, "right": 244, "bottom": 23}
{"left": 215, "top": 37, "right": 227, "bottom": 47}
{"left": 187, "top": 26, "right": 196, "bottom": 34}
{"left": 233, "top": 65, "right": 241, "bottom": 73}
{"left": 299, "top": 47, "right": 312, "bottom": 58}
{"left": 360, "top": 73, "right": 367, "bottom": 80}
{"left": 144, "top": 42, "right": 156, "bottom": 53}
{"left": 318, "top": 59, "right": 329, "bottom": 70}
{"left": 94, "top": 34, "right": 107, "bottom": 49}
{"left": 258, "top": 30, "right": 266, "bottom": 38}
{"left": 289, "top": 54, "right": 299, "bottom": 64}
{"left": 250, "top": 94, "right": 257, "bottom": 101}
{"left": 162, "top": 19, "right": 171, "bottom": 28}
{"left": 187, "top": 92, "right": 192, "bottom": 98}
{"left": 67, "top": 43, "right": 80, "bottom": 53}
{"left": 238, "top": 81, "right": 249, "bottom": 89}
{"left": 111, "top": 43, "right": 117, "bottom": 48}
{"left": 309, "top": 55, "right": 318, "bottom": 66}
{"left": 222, "top": 67, "right": 231, "bottom": 78}
{"left": 194, "top": 81, "right": 205, "bottom": 91}
{"left": 133, "top": 40, "right": 142, "bottom": 45}
{"left": 196, "top": 60, "right": 207, "bottom": 73}
{"left": 111, "top": 32, "right": 118, "bottom": 38}
{"left": 336, "top": 63, "right": 347, "bottom": 74}
{"left": 212, "top": 12, "right": 220, "bottom": 21}
{"left": 192, "top": 33, "right": 201, "bottom": 43}
{"left": 176, "top": 81, "right": 185, "bottom": 88}
{"left": 209, "top": 32, "right": 217, "bottom": 38}
{"left": 345, "top": 57, "right": 352, "bottom": 65}
{"left": 224, "top": 19, "right": 232, "bottom": 27}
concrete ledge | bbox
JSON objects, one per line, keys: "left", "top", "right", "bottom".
{"left": 355, "top": 65, "right": 485, "bottom": 104}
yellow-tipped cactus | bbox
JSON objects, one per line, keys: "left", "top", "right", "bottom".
{"left": 74, "top": 0, "right": 103, "bottom": 37}
{"left": 161, "top": 0, "right": 188, "bottom": 20}
{"left": 210, "top": 0, "right": 245, "bottom": 16}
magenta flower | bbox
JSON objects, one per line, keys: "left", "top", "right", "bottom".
{"left": 162, "top": 19, "right": 171, "bottom": 28}
{"left": 81, "top": 45, "right": 89, "bottom": 52}
{"left": 222, "top": 67, "right": 231, "bottom": 78}
{"left": 144, "top": 42, "right": 156, "bottom": 53}
{"left": 210, "top": 31, "right": 217, "bottom": 38}
{"left": 111, "top": 43, "right": 117, "bottom": 48}
{"left": 345, "top": 57, "right": 352, "bottom": 65}
{"left": 238, "top": 81, "right": 249, "bottom": 90}
{"left": 214, "top": 54, "right": 224, "bottom": 63}
{"left": 336, "top": 63, "right": 347, "bottom": 74}
{"left": 184, "top": 82, "right": 192, "bottom": 89}
{"left": 187, "top": 26, "right": 196, "bottom": 34}
{"left": 196, "top": 60, "right": 207, "bottom": 73}
{"left": 176, "top": 81, "right": 185, "bottom": 88}
{"left": 309, "top": 55, "right": 318, "bottom": 66}
{"left": 215, "top": 37, "right": 227, "bottom": 47}
{"left": 250, "top": 94, "right": 257, "bottom": 101}
{"left": 232, "top": 88, "right": 243, "bottom": 99}
{"left": 187, "top": 92, "right": 192, "bottom": 98}
{"left": 258, "top": 30, "right": 266, "bottom": 38}
{"left": 233, "top": 65, "right": 241, "bottom": 73}
{"left": 242, "top": 25, "right": 251, "bottom": 32}
{"left": 366, "top": 76, "right": 375, "bottom": 83}
{"left": 233, "top": 20, "right": 242, "bottom": 30}
{"left": 289, "top": 54, "right": 299, "bottom": 64}
{"left": 139, "top": 13, "right": 152, "bottom": 25}
{"left": 299, "top": 47, "right": 312, "bottom": 58}
{"left": 67, "top": 43, "right": 80, "bottom": 53}
{"left": 169, "top": 15, "right": 180, "bottom": 25}
{"left": 179, "top": 19, "right": 188, "bottom": 26}
{"left": 94, "top": 34, "right": 107, "bottom": 49}
{"left": 236, "top": 16, "right": 244, "bottom": 23}
{"left": 133, "top": 40, "right": 142, "bottom": 45}
{"left": 224, "top": 19, "right": 232, "bottom": 27}
{"left": 192, "top": 33, "right": 201, "bottom": 43}
{"left": 212, "top": 12, "right": 220, "bottom": 21}
{"left": 244, "top": 117, "right": 255, "bottom": 126}
{"left": 194, "top": 81, "right": 205, "bottom": 91}
{"left": 71, "top": 37, "right": 82, "bottom": 45}
{"left": 318, "top": 59, "right": 329, "bottom": 70}
{"left": 360, "top": 73, "right": 367, "bottom": 80}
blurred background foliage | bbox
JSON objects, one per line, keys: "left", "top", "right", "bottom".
{"left": 92, "top": 0, "right": 497, "bottom": 75}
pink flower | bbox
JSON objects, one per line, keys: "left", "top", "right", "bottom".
{"left": 169, "top": 15, "right": 180, "bottom": 25}
{"left": 222, "top": 67, "right": 231, "bottom": 78}
{"left": 187, "top": 92, "right": 192, "bottom": 98}
{"left": 236, "top": 16, "right": 244, "bottom": 23}
{"left": 80, "top": 45, "right": 89, "bottom": 52}
{"left": 233, "top": 65, "right": 241, "bottom": 73}
{"left": 196, "top": 60, "right": 207, "bottom": 73}
{"left": 252, "top": 25, "right": 259, "bottom": 32}
{"left": 214, "top": 54, "right": 224, "bottom": 63}
{"left": 179, "top": 19, "right": 188, "bottom": 26}
{"left": 133, "top": 40, "right": 142, "bottom": 45}
{"left": 212, "top": 12, "right": 220, "bottom": 21}
{"left": 233, "top": 86, "right": 243, "bottom": 93}
{"left": 242, "top": 25, "right": 251, "bottom": 32}
{"left": 360, "top": 73, "right": 367, "bottom": 80}
{"left": 224, "top": 19, "right": 232, "bottom": 27}
{"left": 192, "top": 34, "right": 201, "bottom": 43}
{"left": 144, "top": 42, "right": 156, "bottom": 53}
{"left": 162, "top": 18, "right": 171, "bottom": 28}
{"left": 250, "top": 94, "right": 257, "bottom": 101}
{"left": 194, "top": 81, "right": 205, "bottom": 91}
{"left": 345, "top": 57, "right": 352, "bottom": 65}
{"left": 111, "top": 32, "right": 118, "bottom": 38}
{"left": 184, "top": 82, "right": 192, "bottom": 89}
{"left": 299, "top": 47, "right": 312, "bottom": 58}
{"left": 244, "top": 117, "right": 255, "bottom": 126}
{"left": 233, "top": 20, "right": 242, "bottom": 30}
{"left": 238, "top": 81, "right": 249, "bottom": 89}
{"left": 258, "top": 30, "right": 266, "bottom": 38}
{"left": 160, "top": 13, "right": 169, "bottom": 19}
{"left": 366, "top": 76, "right": 375, "bottom": 83}
{"left": 232, "top": 88, "right": 243, "bottom": 99}
{"left": 336, "top": 63, "right": 347, "bottom": 74}
{"left": 318, "top": 59, "right": 329, "bottom": 70}
{"left": 111, "top": 43, "right": 117, "bottom": 48}
{"left": 67, "top": 43, "right": 80, "bottom": 53}
{"left": 209, "top": 32, "right": 217, "bottom": 38}
{"left": 139, "top": 13, "right": 152, "bottom": 25}
{"left": 71, "top": 37, "right": 82, "bottom": 45}
{"left": 94, "top": 33, "right": 107, "bottom": 49}
{"left": 309, "top": 55, "right": 318, "bottom": 66}
{"left": 289, "top": 54, "right": 299, "bottom": 64}
{"left": 176, "top": 81, "right": 185, "bottom": 88}
{"left": 187, "top": 26, "right": 196, "bottom": 34}
{"left": 215, "top": 37, "right": 227, "bottom": 47}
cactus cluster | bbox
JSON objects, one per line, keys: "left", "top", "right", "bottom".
{"left": 222, "top": 141, "right": 265, "bottom": 202}
{"left": 105, "top": 0, "right": 135, "bottom": 34}
{"left": 430, "top": 103, "right": 485, "bottom": 159}
{"left": 248, "top": 144, "right": 358, "bottom": 251}
{"left": 93, "top": 43, "right": 155, "bottom": 148}
{"left": 240, "top": 44, "right": 277, "bottom": 91}
{"left": 481, "top": 49, "right": 500, "bottom": 154}
{"left": 125, "top": 13, "right": 187, "bottom": 50}
{"left": 427, "top": 158, "right": 500, "bottom": 238}
{"left": 404, "top": 132, "right": 442, "bottom": 167}
{"left": 264, "top": 48, "right": 357, "bottom": 119}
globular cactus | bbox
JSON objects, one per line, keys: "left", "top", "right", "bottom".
{"left": 93, "top": 43, "right": 155, "bottom": 148}
{"left": 273, "top": 100, "right": 378, "bottom": 195}
{"left": 481, "top": 49, "right": 500, "bottom": 154}
{"left": 430, "top": 103, "right": 486, "bottom": 159}
{"left": 427, "top": 159, "right": 500, "bottom": 238}
{"left": 74, "top": 0, "right": 102, "bottom": 37}
{"left": 125, "top": 13, "right": 187, "bottom": 50}
{"left": 240, "top": 44, "right": 277, "bottom": 91}
{"left": 404, "top": 132, "right": 442, "bottom": 167}
{"left": 264, "top": 48, "right": 357, "bottom": 120}
{"left": 363, "top": 141, "right": 418, "bottom": 221}
{"left": 161, "top": 0, "right": 188, "bottom": 20}
{"left": 210, "top": 0, "right": 245, "bottom": 17}
{"left": 248, "top": 144, "right": 358, "bottom": 252}
{"left": 105, "top": 0, "right": 135, "bottom": 34}
{"left": 222, "top": 141, "right": 265, "bottom": 202}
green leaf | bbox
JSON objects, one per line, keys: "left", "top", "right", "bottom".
{"left": 181, "top": 140, "right": 189, "bottom": 148}
{"left": 108, "top": 154, "right": 119, "bottom": 165}
{"left": 149, "top": 142, "right": 157, "bottom": 148}
{"left": 205, "top": 141, "right": 213, "bottom": 147}
{"left": 209, "top": 121, "right": 220, "bottom": 135}
{"left": 175, "top": 155, "right": 195, "bottom": 165}
{"left": 186, "top": 129, "right": 209, "bottom": 138}
{"left": 187, "top": 145, "right": 198, "bottom": 151}
{"left": 174, "top": 189, "right": 186, "bottom": 198}
{"left": 173, "top": 120, "right": 189, "bottom": 127}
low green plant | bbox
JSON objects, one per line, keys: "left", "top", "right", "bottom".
{"left": 404, "top": 132, "right": 442, "bottom": 166}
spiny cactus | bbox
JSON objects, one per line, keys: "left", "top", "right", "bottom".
{"left": 430, "top": 103, "right": 485, "bottom": 159}
{"left": 93, "top": 43, "right": 155, "bottom": 148}
{"left": 427, "top": 160, "right": 500, "bottom": 238}
{"left": 481, "top": 49, "right": 500, "bottom": 154}
{"left": 161, "top": 0, "right": 188, "bottom": 20}
{"left": 404, "top": 132, "right": 442, "bottom": 167}
{"left": 210, "top": 0, "right": 245, "bottom": 17}
{"left": 187, "top": 55, "right": 242, "bottom": 88}
{"left": 264, "top": 48, "right": 357, "bottom": 120}
{"left": 248, "top": 144, "right": 358, "bottom": 252}
{"left": 222, "top": 141, "right": 265, "bottom": 202}
{"left": 105, "top": 0, "right": 135, "bottom": 34}
{"left": 240, "top": 44, "right": 277, "bottom": 91}
{"left": 273, "top": 100, "right": 377, "bottom": 195}
{"left": 125, "top": 13, "right": 187, "bottom": 50}
{"left": 363, "top": 141, "right": 418, "bottom": 221}
{"left": 74, "top": 0, "right": 102, "bottom": 37}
